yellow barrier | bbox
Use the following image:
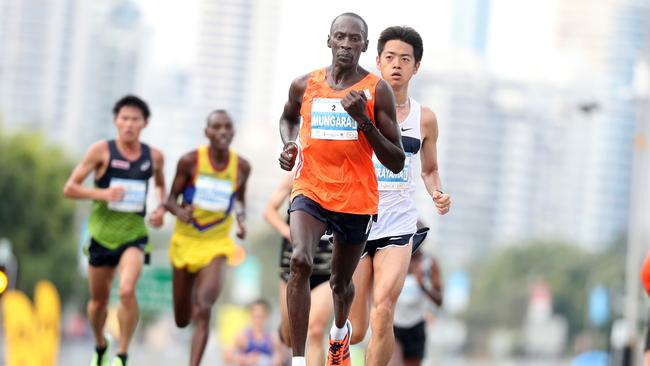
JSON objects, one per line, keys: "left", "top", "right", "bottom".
{"left": 2, "top": 280, "right": 61, "bottom": 366}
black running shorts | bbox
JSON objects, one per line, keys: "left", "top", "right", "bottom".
{"left": 88, "top": 237, "right": 149, "bottom": 267}
{"left": 289, "top": 194, "right": 375, "bottom": 244}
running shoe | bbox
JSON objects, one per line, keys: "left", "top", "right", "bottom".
{"left": 326, "top": 320, "right": 352, "bottom": 366}
{"left": 90, "top": 334, "right": 111, "bottom": 366}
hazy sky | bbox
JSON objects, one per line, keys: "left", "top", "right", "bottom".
{"left": 137, "top": 0, "right": 559, "bottom": 80}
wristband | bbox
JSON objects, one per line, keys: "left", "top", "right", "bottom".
{"left": 435, "top": 189, "right": 445, "bottom": 195}
{"left": 284, "top": 141, "right": 298, "bottom": 149}
{"left": 357, "top": 117, "right": 373, "bottom": 133}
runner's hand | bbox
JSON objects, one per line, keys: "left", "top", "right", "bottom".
{"left": 415, "top": 267, "right": 425, "bottom": 287}
{"left": 341, "top": 90, "right": 369, "bottom": 123}
{"left": 148, "top": 206, "right": 165, "bottom": 228}
{"left": 236, "top": 215, "right": 246, "bottom": 239}
{"left": 101, "top": 186, "right": 125, "bottom": 202}
{"left": 176, "top": 205, "right": 193, "bottom": 223}
{"left": 281, "top": 225, "right": 291, "bottom": 241}
{"left": 279, "top": 142, "right": 298, "bottom": 171}
{"left": 432, "top": 190, "right": 451, "bottom": 215}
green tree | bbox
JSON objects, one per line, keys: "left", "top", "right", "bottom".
{"left": 464, "top": 241, "right": 624, "bottom": 352}
{"left": 0, "top": 131, "right": 79, "bottom": 300}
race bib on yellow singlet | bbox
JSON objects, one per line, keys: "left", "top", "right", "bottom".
{"left": 374, "top": 153, "right": 411, "bottom": 191}
{"left": 311, "top": 98, "right": 358, "bottom": 140}
{"left": 193, "top": 175, "right": 233, "bottom": 212}
{"left": 108, "top": 178, "right": 146, "bottom": 212}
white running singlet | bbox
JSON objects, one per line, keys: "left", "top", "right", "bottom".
{"left": 368, "top": 97, "right": 422, "bottom": 240}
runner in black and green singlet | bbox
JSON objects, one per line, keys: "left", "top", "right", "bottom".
{"left": 64, "top": 95, "right": 166, "bottom": 366}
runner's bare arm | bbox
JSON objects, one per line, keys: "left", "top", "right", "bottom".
{"left": 148, "top": 148, "right": 166, "bottom": 227}
{"left": 426, "top": 257, "right": 443, "bottom": 307}
{"left": 63, "top": 141, "right": 124, "bottom": 202}
{"left": 344, "top": 79, "right": 404, "bottom": 173}
{"left": 263, "top": 174, "right": 293, "bottom": 240}
{"left": 279, "top": 74, "right": 309, "bottom": 171}
{"left": 234, "top": 157, "right": 252, "bottom": 239}
{"left": 151, "top": 148, "right": 166, "bottom": 205}
{"left": 164, "top": 152, "right": 195, "bottom": 223}
{"left": 420, "top": 107, "right": 450, "bottom": 215}
{"left": 414, "top": 253, "right": 443, "bottom": 307}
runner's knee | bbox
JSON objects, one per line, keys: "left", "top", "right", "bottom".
{"left": 118, "top": 284, "right": 136, "bottom": 303}
{"left": 307, "top": 319, "right": 326, "bottom": 342}
{"left": 290, "top": 250, "right": 313, "bottom": 278}
{"left": 329, "top": 274, "right": 352, "bottom": 297}
{"left": 192, "top": 301, "right": 212, "bottom": 323}
{"left": 370, "top": 300, "right": 396, "bottom": 332}
{"left": 88, "top": 297, "right": 109, "bottom": 310}
{"left": 350, "top": 326, "right": 367, "bottom": 344}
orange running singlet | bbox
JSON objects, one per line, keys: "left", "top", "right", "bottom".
{"left": 641, "top": 252, "right": 650, "bottom": 297}
{"left": 291, "top": 68, "right": 381, "bottom": 215}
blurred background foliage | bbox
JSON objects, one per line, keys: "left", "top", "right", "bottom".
{"left": 0, "top": 129, "right": 81, "bottom": 300}
{"left": 464, "top": 240, "right": 625, "bottom": 352}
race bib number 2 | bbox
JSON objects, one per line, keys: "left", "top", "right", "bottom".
{"left": 311, "top": 98, "right": 358, "bottom": 140}
{"left": 108, "top": 178, "right": 146, "bottom": 212}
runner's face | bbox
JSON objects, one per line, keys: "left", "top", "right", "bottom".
{"left": 205, "top": 113, "right": 234, "bottom": 150}
{"left": 250, "top": 304, "right": 268, "bottom": 330}
{"left": 328, "top": 16, "right": 368, "bottom": 68}
{"left": 114, "top": 106, "right": 147, "bottom": 143}
{"left": 377, "top": 40, "right": 420, "bottom": 89}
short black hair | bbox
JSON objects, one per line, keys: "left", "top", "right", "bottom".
{"left": 206, "top": 109, "right": 231, "bottom": 125}
{"left": 249, "top": 298, "right": 270, "bottom": 312}
{"left": 377, "top": 26, "right": 423, "bottom": 62}
{"left": 330, "top": 12, "right": 368, "bottom": 40}
{"left": 113, "top": 95, "right": 150, "bottom": 120}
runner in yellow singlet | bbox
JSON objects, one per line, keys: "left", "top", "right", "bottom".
{"left": 165, "top": 110, "right": 251, "bottom": 366}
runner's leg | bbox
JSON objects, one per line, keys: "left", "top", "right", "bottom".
{"left": 306, "top": 281, "right": 333, "bottom": 366}
{"left": 287, "top": 210, "right": 326, "bottom": 356}
{"left": 365, "top": 244, "right": 411, "bottom": 365}
{"left": 172, "top": 267, "right": 195, "bottom": 328}
{"left": 189, "top": 256, "right": 227, "bottom": 366}
{"left": 115, "top": 247, "right": 144, "bottom": 354}
{"left": 87, "top": 265, "right": 116, "bottom": 347}
{"left": 279, "top": 280, "right": 291, "bottom": 346}
{"left": 349, "top": 255, "right": 373, "bottom": 344}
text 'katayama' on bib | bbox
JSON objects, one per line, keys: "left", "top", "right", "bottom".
{"left": 374, "top": 153, "right": 412, "bottom": 191}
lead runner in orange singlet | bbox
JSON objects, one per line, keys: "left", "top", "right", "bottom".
{"left": 278, "top": 12, "right": 405, "bottom": 366}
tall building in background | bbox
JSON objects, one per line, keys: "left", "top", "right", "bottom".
{"left": 451, "top": 0, "right": 491, "bottom": 56}
{"left": 554, "top": 0, "right": 650, "bottom": 248}
{"left": 193, "top": 0, "right": 282, "bottom": 221}
{"left": 413, "top": 0, "right": 650, "bottom": 267}
{"left": 411, "top": 69, "right": 574, "bottom": 266}
{"left": 194, "top": 0, "right": 280, "bottom": 126}
{"left": 411, "top": 69, "right": 500, "bottom": 265}
{"left": 141, "top": 68, "right": 195, "bottom": 179}
{"left": 63, "top": 0, "right": 148, "bottom": 149}
{"left": 0, "top": 0, "right": 149, "bottom": 151}
{"left": 0, "top": 0, "right": 78, "bottom": 138}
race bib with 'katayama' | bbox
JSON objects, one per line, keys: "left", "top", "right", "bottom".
{"left": 374, "top": 153, "right": 412, "bottom": 191}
